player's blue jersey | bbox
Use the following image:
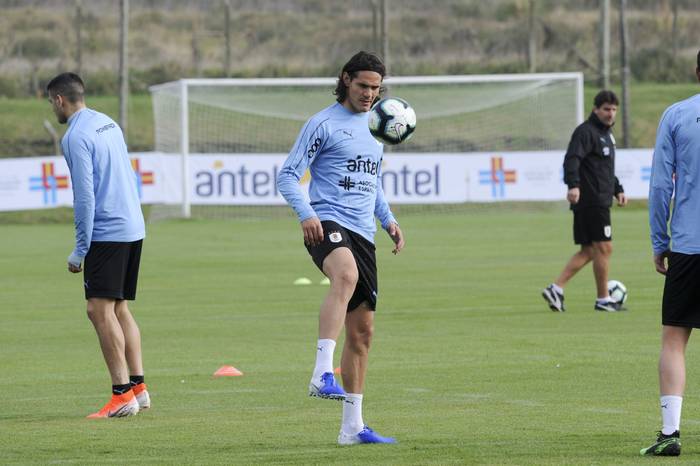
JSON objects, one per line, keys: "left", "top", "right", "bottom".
{"left": 62, "top": 108, "right": 145, "bottom": 260}
{"left": 649, "top": 93, "right": 700, "bottom": 255}
{"left": 277, "top": 102, "right": 397, "bottom": 243}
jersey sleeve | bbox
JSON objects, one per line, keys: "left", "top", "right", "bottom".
{"left": 64, "top": 131, "right": 95, "bottom": 259}
{"left": 374, "top": 157, "right": 397, "bottom": 229}
{"left": 649, "top": 106, "right": 676, "bottom": 255}
{"left": 277, "top": 117, "right": 329, "bottom": 222}
{"left": 563, "top": 125, "right": 590, "bottom": 189}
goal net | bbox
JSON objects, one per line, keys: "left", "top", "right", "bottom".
{"left": 149, "top": 73, "right": 583, "bottom": 218}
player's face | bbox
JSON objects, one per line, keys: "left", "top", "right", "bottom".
{"left": 593, "top": 102, "right": 617, "bottom": 127}
{"left": 48, "top": 93, "right": 68, "bottom": 124}
{"left": 343, "top": 71, "right": 382, "bottom": 113}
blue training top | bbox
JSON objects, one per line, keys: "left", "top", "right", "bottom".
{"left": 277, "top": 102, "right": 397, "bottom": 243}
{"left": 62, "top": 108, "right": 145, "bottom": 262}
{"left": 649, "top": 93, "right": 700, "bottom": 255}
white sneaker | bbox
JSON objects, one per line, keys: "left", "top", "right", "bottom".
{"left": 542, "top": 284, "right": 565, "bottom": 312}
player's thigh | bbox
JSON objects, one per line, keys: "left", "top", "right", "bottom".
{"left": 322, "top": 247, "right": 359, "bottom": 285}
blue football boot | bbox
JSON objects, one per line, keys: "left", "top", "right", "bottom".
{"left": 308, "top": 372, "right": 346, "bottom": 400}
{"left": 338, "top": 426, "right": 397, "bottom": 445}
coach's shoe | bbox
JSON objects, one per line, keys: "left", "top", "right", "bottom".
{"left": 86, "top": 390, "right": 139, "bottom": 419}
{"left": 338, "top": 426, "right": 397, "bottom": 445}
{"left": 132, "top": 383, "right": 151, "bottom": 410}
{"left": 640, "top": 431, "right": 681, "bottom": 456}
{"left": 308, "top": 372, "right": 346, "bottom": 400}
{"left": 542, "top": 284, "right": 565, "bottom": 312}
{"left": 594, "top": 300, "right": 625, "bottom": 312}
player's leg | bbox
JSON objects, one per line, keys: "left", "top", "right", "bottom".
{"left": 543, "top": 245, "right": 592, "bottom": 312}
{"left": 308, "top": 240, "right": 357, "bottom": 399}
{"left": 115, "top": 239, "right": 149, "bottom": 409}
{"left": 87, "top": 297, "right": 129, "bottom": 385}
{"left": 85, "top": 297, "right": 139, "bottom": 418}
{"left": 115, "top": 300, "right": 149, "bottom": 408}
{"left": 641, "top": 325, "right": 690, "bottom": 456}
{"left": 556, "top": 245, "right": 594, "bottom": 287}
{"left": 340, "top": 303, "right": 373, "bottom": 394}
{"left": 83, "top": 241, "right": 139, "bottom": 418}
{"left": 338, "top": 305, "right": 395, "bottom": 445}
{"left": 543, "top": 209, "right": 593, "bottom": 312}
{"left": 591, "top": 240, "right": 612, "bottom": 299}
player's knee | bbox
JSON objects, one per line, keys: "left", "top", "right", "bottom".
{"left": 332, "top": 268, "right": 359, "bottom": 291}
{"left": 348, "top": 323, "right": 373, "bottom": 350}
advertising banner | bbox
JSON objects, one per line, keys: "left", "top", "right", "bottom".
{"left": 0, "top": 149, "right": 654, "bottom": 211}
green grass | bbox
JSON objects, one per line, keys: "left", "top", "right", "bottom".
{"left": 0, "top": 206, "right": 695, "bottom": 464}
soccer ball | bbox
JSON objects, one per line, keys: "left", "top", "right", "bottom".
{"left": 607, "top": 280, "right": 628, "bottom": 304}
{"left": 368, "top": 97, "right": 417, "bottom": 145}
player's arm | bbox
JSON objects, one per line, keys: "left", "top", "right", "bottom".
{"left": 276, "top": 119, "right": 327, "bottom": 246}
{"left": 562, "top": 126, "right": 589, "bottom": 204}
{"left": 374, "top": 160, "right": 403, "bottom": 254}
{"left": 64, "top": 132, "right": 95, "bottom": 272}
{"left": 648, "top": 107, "right": 676, "bottom": 274}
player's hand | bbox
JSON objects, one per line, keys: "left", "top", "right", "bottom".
{"left": 67, "top": 252, "right": 82, "bottom": 273}
{"left": 68, "top": 262, "right": 82, "bottom": 273}
{"left": 301, "top": 217, "right": 324, "bottom": 247}
{"left": 654, "top": 250, "right": 670, "bottom": 275}
{"left": 567, "top": 187, "right": 580, "bottom": 204}
{"left": 387, "top": 222, "right": 404, "bottom": 255}
{"left": 616, "top": 192, "right": 628, "bottom": 206}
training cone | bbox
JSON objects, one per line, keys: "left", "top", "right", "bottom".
{"left": 294, "top": 277, "right": 312, "bottom": 285}
{"left": 214, "top": 365, "right": 243, "bottom": 377}
{"left": 320, "top": 277, "right": 330, "bottom": 285}
{"left": 334, "top": 366, "right": 341, "bottom": 375}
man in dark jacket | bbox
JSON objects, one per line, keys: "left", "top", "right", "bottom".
{"left": 542, "top": 90, "right": 627, "bottom": 312}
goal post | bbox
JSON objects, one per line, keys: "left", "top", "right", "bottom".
{"left": 149, "top": 72, "right": 584, "bottom": 218}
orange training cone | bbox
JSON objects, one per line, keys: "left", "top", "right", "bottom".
{"left": 334, "top": 367, "right": 341, "bottom": 375}
{"left": 214, "top": 365, "right": 243, "bottom": 377}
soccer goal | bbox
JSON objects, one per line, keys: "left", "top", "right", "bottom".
{"left": 149, "top": 73, "right": 583, "bottom": 218}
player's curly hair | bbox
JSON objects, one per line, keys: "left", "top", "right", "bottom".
{"left": 334, "top": 51, "right": 386, "bottom": 104}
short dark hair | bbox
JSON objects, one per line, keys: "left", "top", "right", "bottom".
{"left": 334, "top": 51, "right": 386, "bottom": 103}
{"left": 696, "top": 49, "right": 700, "bottom": 69}
{"left": 46, "top": 72, "right": 85, "bottom": 103}
{"left": 593, "top": 90, "right": 619, "bottom": 108}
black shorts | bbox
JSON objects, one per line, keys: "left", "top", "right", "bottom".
{"left": 662, "top": 252, "right": 700, "bottom": 328}
{"left": 306, "top": 221, "right": 378, "bottom": 312}
{"left": 83, "top": 240, "right": 143, "bottom": 300}
{"left": 573, "top": 206, "right": 612, "bottom": 245}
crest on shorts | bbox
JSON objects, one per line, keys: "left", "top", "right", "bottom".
{"left": 604, "top": 225, "right": 612, "bottom": 238}
{"left": 329, "top": 231, "right": 342, "bottom": 243}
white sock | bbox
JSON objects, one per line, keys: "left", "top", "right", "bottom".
{"left": 661, "top": 395, "right": 683, "bottom": 435}
{"left": 596, "top": 297, "right": 614, "bottom": 304}
{"left": 312, "top": 339, "right": 336, "bottom": 381}
{"left": 341, "top": 393, "right": 364, "bottom": 435}
{"left": 551, "top": 284, "right": 563, "bottom": 295}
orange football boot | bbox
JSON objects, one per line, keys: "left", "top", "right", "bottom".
{"left": 86, "top": 390, "right": 139, "bottom": 419}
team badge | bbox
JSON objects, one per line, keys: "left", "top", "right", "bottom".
{"left": 604, "top": 225, "right": 612, "bottom": 238}
{"left": 329, "top": 231, "right": 342, "bottom": 243}
{"left": 603, "top": 146, "right": 610, "bottom": 156}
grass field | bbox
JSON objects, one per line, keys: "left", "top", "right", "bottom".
{"left": 1, "top": 205, "right": 696, "bottom": 464}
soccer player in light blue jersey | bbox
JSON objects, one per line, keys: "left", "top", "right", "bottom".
{"left": 641, "top": 51, "right": 700, "bottom": 457}
{"left": 47, "top": 73, "right": 149, "bottom": 419}
{"left": 278, "top": 52, "right": 403, "bottom": 445}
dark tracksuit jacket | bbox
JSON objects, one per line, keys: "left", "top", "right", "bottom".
{"left": 563, "top": 112, "right": 624, "bottom": 210}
